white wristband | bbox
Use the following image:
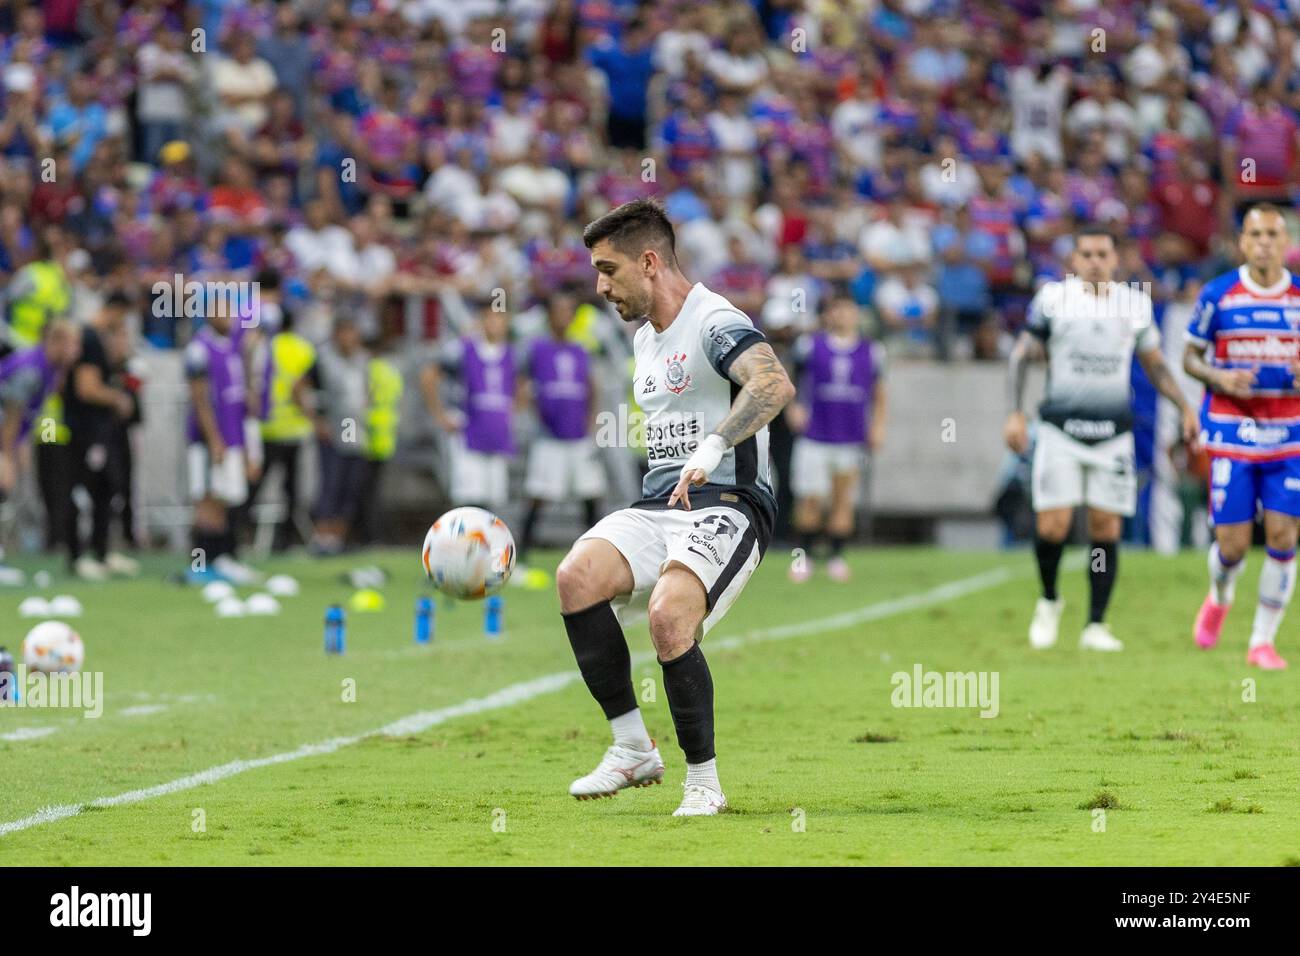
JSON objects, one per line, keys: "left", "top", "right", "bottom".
{"left": 682, "top": 433, "right": 728, "bottom": 481}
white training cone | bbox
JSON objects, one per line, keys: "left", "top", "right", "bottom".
{"left": 215, "top": 597, "right": 246, "bottom": 618}
{"left": 202, "top": 581, "right": 236, "bottom": 603}
{"left": 265, "top": 575, "right": 300, "bottom": 597}
{"left": 49, "top": 595, "right": 83, "bottom": 617}
{"left": 18, "top": 596, "right": 51, "bottom": 618}
{"left": 245, "top": 593, "right": 281, "bottom": 616}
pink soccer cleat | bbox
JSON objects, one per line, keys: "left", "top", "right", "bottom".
{"left": 1194, "top": 596, "right": 1230, "bottom": 649}
{"left": 788, "top": 561, "right": 813, "bottom": 583}
{"left": 827, "top": 557, "right": 851, "bottom": 582}
{"left": 1246, "top": 645, "right": 1288, "bottom": 670}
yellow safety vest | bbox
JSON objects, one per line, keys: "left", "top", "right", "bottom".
{"left": 260, "top": 332, "right": 316, "bottom": 442}
{"left": 35, "top": 391, "right": 71, "bottom": 446}
{"left": 10, "top": 261, "right": 71, "bottom": 347}
{"left": 568, "top": 303, "right": 602, "bottom": 353}
{"left": 364, "top": 358, "right": 403, "bottom": 461}
{"left": 626, "top": 355, "right": 646, "bottom": 456}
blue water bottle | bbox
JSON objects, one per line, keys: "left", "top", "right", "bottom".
{"left": 485, "top": 594, "right": 503, "bottom": 639}
{"left": 415, "top": 597, "right": 434, "bottom": 644}
{"left": 325, "top": 605, "right": 346, "bottom": 654}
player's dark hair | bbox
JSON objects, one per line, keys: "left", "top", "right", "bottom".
{"left": 822, "top": 283, "right": 855, "bottom": 310}
{"left": 104, "top": 291, "right": 132, "bottom": 310}
{"left": 1074, "top": 223, "right": 1116, "bottom": 246}
{"left": 1243, "top": 202, "right": 1285, "bottom": 222}
{"left": 582, "top": 197, "right": 678, "bottom": 269}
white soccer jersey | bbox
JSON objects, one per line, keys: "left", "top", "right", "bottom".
{"left": 631, "top": 282, "right": 775, "bottom": 518}
{"left": 1026, "top": 276, "right": 1159, "bottom": 441}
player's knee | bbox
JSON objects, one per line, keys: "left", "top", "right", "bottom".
{"left": 647, "top": 596, "right": 694, "bottom": 657}
{"left": 1036, "top": 516, "right": 1069, "bottom": 542}
{"left": 1264, "top": 526, "right": 1298, "bottom": 553}
{"left": 1087, "top": 511, "right": 1121, "bottom": 541}
{"left": 555, "top": 550, "right": 596, "bottom": 610}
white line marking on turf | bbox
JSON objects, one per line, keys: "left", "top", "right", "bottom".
{"left": 0, "top": 564, "right": 1024, "bottom": 838}
{"left": 0, "top": 727, "right": 58, "bottom": 742}
{"left": 118, "top": 704, "right": 168, "bottom": 717}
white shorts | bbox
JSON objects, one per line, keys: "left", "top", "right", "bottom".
{"left": 524, "top": 437, "right": 608, "bottom": 502}
{"left": 1031, "top": 422, "right": 1136, "bottom": 516}
{"left": 188, "top": 443, "right": 248, "bottom": 506}
{"left": 790, "top": 438, "right": 864, "bottom": 498}
{"left": 580, "top": 496, "right": 766, "bottom": 640}
{"left": 451, "top": 441, "right": 510, "bottom": 508}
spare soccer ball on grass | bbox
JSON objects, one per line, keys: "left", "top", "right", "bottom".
{"left": 422, "top": 507, "right": 516, "bottom": 599}
{"left": 22, "top": 620, "right": 85, "bottom": 674}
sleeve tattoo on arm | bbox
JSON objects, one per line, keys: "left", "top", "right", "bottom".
{"left": 711, "top": 342, "right": 796, "bottom": 448}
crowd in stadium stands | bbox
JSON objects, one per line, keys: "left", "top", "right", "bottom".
{"left": 3, "top": 0, "right": 1299, "bottom": 358}
{"left": 1, "top": 0, "right": 1299, "bottom": 568}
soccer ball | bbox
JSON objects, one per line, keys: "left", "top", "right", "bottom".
{"left": 22, "top": 621, "right": 85, "bottom": 674}
{"left": 422, "top": 507, "right": 516, "bottom": 599}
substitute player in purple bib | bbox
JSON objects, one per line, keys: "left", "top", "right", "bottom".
{"left": 185, "top": 307, "right": 261, "bottom": 584}
{"left": 786, "top": 289, "right": 887, "bottom": 583}
{"left": 518, "top": 288, "right": 607, "bottom": 563}
{"left": 557, "top": 198, "right": 796, "bottom": 816}
{"left": 1183, "top": 204, "right": 1300, "bottom": 669}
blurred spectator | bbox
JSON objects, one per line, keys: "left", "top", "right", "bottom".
{"left": 874, "top": 264, "right": 940, "bottom": 359}
{"left": 135, "top": 28, "right": 195, "bottom": 166}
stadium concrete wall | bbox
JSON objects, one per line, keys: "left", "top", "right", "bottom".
{"left": 127, "top": 352, "right": 1040, "bottom": 551}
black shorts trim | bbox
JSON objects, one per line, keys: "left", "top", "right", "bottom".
{"left": 706, "top": 522, "right": 758, "bottom": 611}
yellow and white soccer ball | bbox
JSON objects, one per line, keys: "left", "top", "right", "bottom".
{"left": 422, "top": 507, "right": 516, "bottom": 599}
{"left": 22, "top": 620, "right": 85, "bottom": 674}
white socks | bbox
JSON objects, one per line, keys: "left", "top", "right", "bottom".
{"left": 685, "top": 758, "right": 721, "bottom": 793}
{"left": 1209, "top": 542, "right": 1246, "bottom": 605}
{"left": 610, "top": 708, "right": 653, "bottom": 752}
{"left": 1250, "top": 548, "right": 1296, "bottom": 649}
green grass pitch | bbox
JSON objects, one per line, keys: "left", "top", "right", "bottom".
{"left": 1, "top": 546, "right": 1298, "bottom": 866}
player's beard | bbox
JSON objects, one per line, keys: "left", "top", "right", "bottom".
{"left": 616, "top": 291, "right": 652, "bottom": 324}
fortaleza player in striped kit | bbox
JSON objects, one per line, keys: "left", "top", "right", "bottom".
{"left": 556, "top": 198, "right": 796, "bottom": 816}
{"left": 1183, "top": 204, "right": 1300, "bottom": 670}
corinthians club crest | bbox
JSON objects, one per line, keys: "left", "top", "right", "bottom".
{"left": 665, "top": 352, "right": 692, "bottom": 394}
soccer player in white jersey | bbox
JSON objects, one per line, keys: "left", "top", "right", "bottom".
{"left": 1004, "top": 225, "right": 1199, "bottom": 651}
{"left": 556, "top": 198, "right": 795, "bottom": 816}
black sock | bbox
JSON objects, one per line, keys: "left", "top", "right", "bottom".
{"left": 217, "top": 527, "right": 236, "bottom": 559}
{"left": 583, "top": 499, "right": 598, "bottom": 529}
{"left": 519, "top": 502, "right": 541, "bottom": 562}
{"left": 1089, "top": 540, "right": 1118, "bottom": 624}
{"left": 829, "top": 535, "right": 846, "bottom": 557}
{"left": 192, "top": 529, "right": 219, "bottom": 569}
{"left": 798, "top": 530, "right": 817, "bottom": 556}
{"left": 1035, "top": 536, "right": 1065, "bottom": 601}
{"left": 562, "top": 600, "right": 636, "bottom": 720}
{"left": 660, "top": 642, "right": 715, "bottom": 764}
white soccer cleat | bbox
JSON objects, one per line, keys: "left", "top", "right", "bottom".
{"left": 569, "top": 743, "right": 665, "bottom": 800}
{"left": 672, "top": 783, "right": 727, "bottom": 817}
{"left": 74, "top": 556, "right": 109, "bottom": 582}
{"left": 1028, "top": 597, "right": 1064, "bottom": 649}
{"left": 1079, "top": 622, "right": 1123, "bottom": 652}
{"left": 213, "top": 554, "right": 261, "bottom": 585}
{"left": 104, "top": 552, "right": 140, "bottom": 577}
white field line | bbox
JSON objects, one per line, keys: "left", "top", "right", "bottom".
{"left": 0, "top": 727, "right": 58, "bottom": 742}
{"left": 0, "top": 563, "right": 1028, "bottom": 839}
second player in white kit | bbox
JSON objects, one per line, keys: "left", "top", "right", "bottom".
{"left": 1005, "top": 226, "right": 1199, "bottom": 652}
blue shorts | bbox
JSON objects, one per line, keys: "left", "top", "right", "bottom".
{"left": 1208, "top": 455, "right": 1300, "bottom": 525}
